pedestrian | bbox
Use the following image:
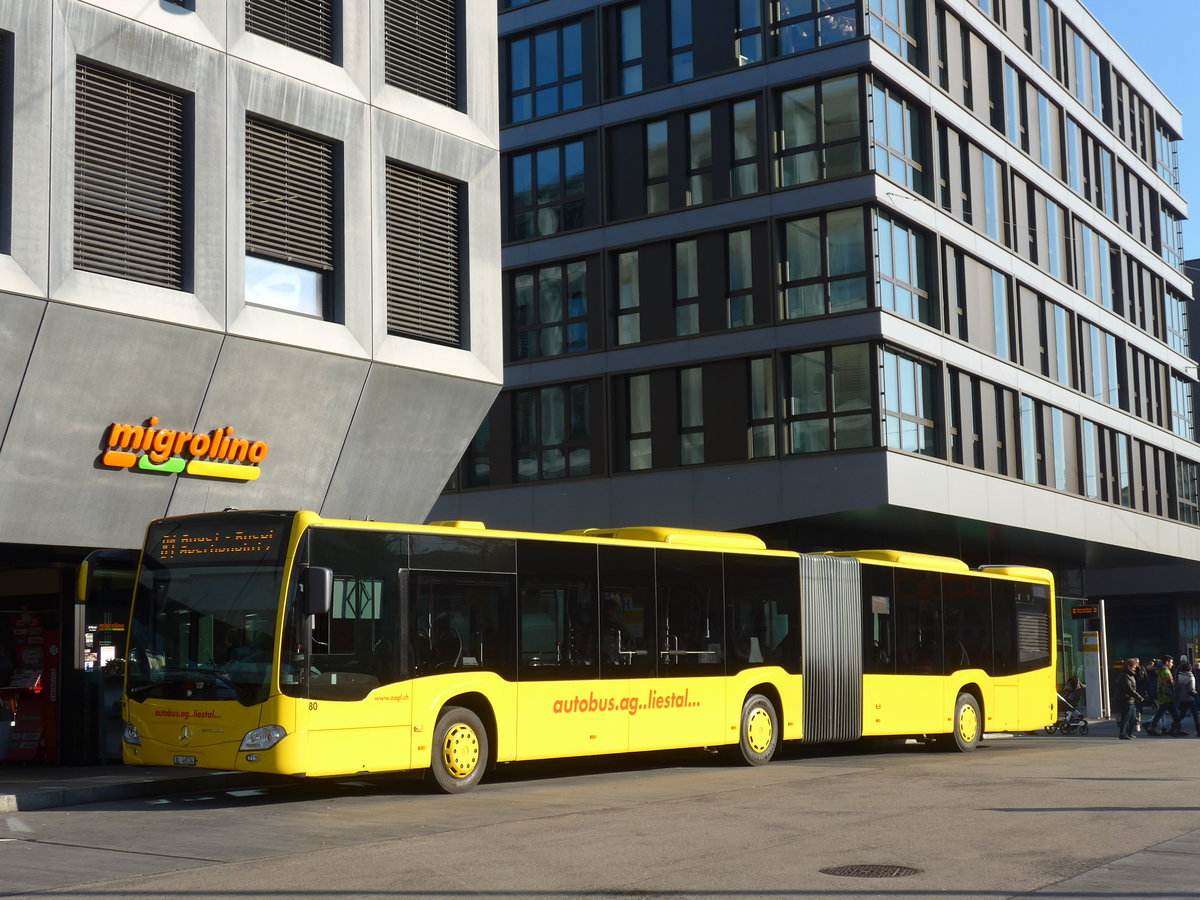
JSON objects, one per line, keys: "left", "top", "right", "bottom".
{"left": 1176, "top": 661, "right": 1200, "bottom": 736}
{"left": 1148, "top": 655, "right": 1181, "bottom": 736}
{"left": 1117, "top": 656, "right": 1143, "bottom": 739}
{"left": 1135, "top": 660, "right": 1155, "bottom": 731}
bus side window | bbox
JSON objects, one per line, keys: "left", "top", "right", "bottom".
{"left": 894, "top": 569, "right": 942, "bottom": 675}
{"left": 991, "top": 581, "right": 1018, "bottom": 676}
{"left": 409, "top": 573, "right": 516, "bottom": 680}
{"left": 655, "top": 549, "right": 724, "bottom": 676}
{"left": 941, "top": 573, "right": 992, "bottom": 675}
{"left": 725, "top": 554, "right": 801, "bottom": 674}
{"left": 598, "top": 546, "right": 657, "bottom": 679}
{"left": 861, "top": 565, "right": 894, "bottom": 675}
{"left": 517, "top": 540, "right": 598, "bottom": 681}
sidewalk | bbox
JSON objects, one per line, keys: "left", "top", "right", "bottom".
{"left": 0, "top": 763, "right": 272, "bottom": 812}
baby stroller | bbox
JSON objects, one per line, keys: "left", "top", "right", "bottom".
{"left": 1043, "top": 692, "right": 1089, "bottom": 735}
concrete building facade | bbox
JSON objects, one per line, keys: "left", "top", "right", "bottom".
{"left": 0, "top": 0, "right": 500, "bottom": 763}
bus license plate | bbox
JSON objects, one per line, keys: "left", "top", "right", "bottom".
{"left": 174, "top": 755, "right": 197, "bottom": 766}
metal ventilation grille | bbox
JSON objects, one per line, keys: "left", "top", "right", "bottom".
{"left": 245, "top": 117, "right": 335, "bottom": 273}
{"left": 74, "top": 63, "right": 186, "bottom": 289}
{"left": 245, "top": 0, "right": 334, "bottom": 61}
{"left": 800, "top": 554, "right": 863, "bottom": 744}
{"left": 383, "top": 0, "right": 459, "bottom": 107}
{"left": 386, "top": 161, "right": 462, "bottom": 346}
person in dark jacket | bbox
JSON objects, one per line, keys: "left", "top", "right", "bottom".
{"left": 1118, "top": 657, "right": 1143, "bottom": 739}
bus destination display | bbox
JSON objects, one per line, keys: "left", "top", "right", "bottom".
{"left": 154, "top": 525, "right": 283, "bottom": 562}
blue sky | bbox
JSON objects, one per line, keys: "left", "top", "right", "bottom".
{"left": 1081, "top": 0, "right": 1198, "bottom": 257}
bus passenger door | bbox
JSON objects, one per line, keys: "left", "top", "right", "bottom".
{"left": 294, "top": 560, "right": 411, "bottom": 776}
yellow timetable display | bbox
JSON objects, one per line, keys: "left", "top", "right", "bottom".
{"left": 152, "top": 526, "right": 283, "bottom": 562}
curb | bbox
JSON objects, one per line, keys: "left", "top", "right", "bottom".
{"left": 0, "top": 771, "right": 273, "bottom": 813}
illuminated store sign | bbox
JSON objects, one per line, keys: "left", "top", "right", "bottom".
{"left": 101, "top": 417, "right": 269, "bottom": 481}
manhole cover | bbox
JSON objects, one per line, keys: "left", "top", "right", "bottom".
{"left": 820, "top": 864, "right": 922, "bottom": 878}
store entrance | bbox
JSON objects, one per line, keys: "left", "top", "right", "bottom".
{"left": 0, "top": 565, "right": 69, "bottom": 764}
{"left": 76, "top": 550, "right": 138, "bottom": 763}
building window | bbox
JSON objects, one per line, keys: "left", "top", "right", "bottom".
{"left": 1065, "top": 117, "right": 1083, "bottom": 194}
{"left": 466, "top": 417, "right": 490, "bottom": 487}
{"left": 1177, "top": 458, "right": 1200, "bottom": 525}
{"left": 874, "top": 212, "right": 932, "bottom": 326}
{"left": 1078, "top": 321, "right": 1121, "bottom": 409}
{"left": 645, "top": 121, "right": 670, "bottom": 212}
{"left": 670, "top": 0, "right": 693, "bottom": 81}
{"left": 735, "top": 0, "right": 763, "bottom": 65}
{"left": 772, "top": 0, "right": 858, "bottom": 57}
{"left": 1034, "top": 91, "right": 1060, "bottom": 177}
{"left": 512, "top": 260, "right": 588, "bottom": 360}
{"left": 1159, "top": 205, "right": 1184, "bottom": 273}
{"left": 384, "top": 0, "right": 459, "bottom": 107}
{"left": 1171, "top": 375, "right": 1193, "bottom": 440}
{"left": 686, "top": 110, "right": 712, "bottom": 205}
{"left": 1043, "top": 300, "right": 1073, "bottom": 388}
{"left": 245, "top": 0, "right": 334, "bottom": 61}
{"left": 674, "top": 240, "right": 699, "bottom": 336}
{"left": 1033, "top": 0, "right": 1056, "bottom": 75}
{"left": 627, "top": 374, "right": 652, "bottom": 469}
{"left": 1042, "top": 196, "right": 1065, "bottom": 280}
{"left": 508, "top": 22, "right": 583, "bottom": 123}
{"left": 515, "top": 383, "right": 592, "bottom": 481}
{"left": 1003, "top": 63, "right": 1024, "bottom": 149}
{"left": 386, "top": 161, "right": 462, "bottom": 346}
{"left": 679, "top": 367, "right": 704, "bottom": 464}
{"left": 867, "top": 0, "right": 918, "bottom": 65}
{"left": 776, "top": 75, "right": 862, "bottom": 187}
{"left": 881, "top": 349, "right": 938, "bottom": 456}
{"left": 1165, "top": 290, "right": 1189, "bottom": 356}
{"left": 244, "top": 116, "right": 336, "bottom": 319}
{"left": 616, "top": 250, "right": 641, "bottom": 345}
{"left": 510, "top": 140, "right": 586, "bottom": 240}
{"left": 1155, "top": 122, "right": 1181, "bottom": 190}
{"left": 780, "top": 208, "right": 867, "bottom": 319}
{"left": 748, "top": 357, "right": 776, "bottom": 458}
{"left": 1074, "top": 222, "right": 1113, "bottom": 309}
{"left": 730, "top": 99, "right": 759, "bottom": 196}
{"left": 1020, "top": 396, "right": 1040, "bottom": 485}
{"left": 617, "top": 4, "right": 643, "bottom": 95}
{"left": 870, "top": 81, "right": 924, "bottom": 193}
{"left": 785, "top": 344, "right": 873, "bottom": 453}
{"left": 74, "top": 63, "right": 187, "bottom": 290}
{"left": 726, "top": 230, "right": 754, "bottom": 327}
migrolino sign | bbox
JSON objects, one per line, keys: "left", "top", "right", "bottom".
{"left": 101, "top": 417, "right": 269, "bottom": 482}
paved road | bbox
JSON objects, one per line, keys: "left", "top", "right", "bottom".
{"left": 4, "top": 730, "right": 1199, "bottom": 899}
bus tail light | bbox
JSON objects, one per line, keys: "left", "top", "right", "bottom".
{"left": 240, "top": 725, "right": 287, "bottom": 751}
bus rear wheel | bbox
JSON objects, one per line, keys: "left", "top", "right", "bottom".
{"left": 430, "top": 706, "right": 488, "bottom": 793}
{"left": 736, "top": 694, "right": 779, "bottom": 766}
{"left": 951, "top": 692, "right": 982, "bottom": 752}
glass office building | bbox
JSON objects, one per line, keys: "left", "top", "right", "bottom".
{"left": 434, "top": 0, "right": 1197, "bottom": 672}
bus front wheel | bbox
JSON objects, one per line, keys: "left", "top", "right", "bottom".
{"left": 736, "top": 694, "right": 779, "bottom": 766}
{"left": 430, "top": 706, "right": 489, "bottom": 793}
{"left": 951, "top": 692, "right": 982, "bottom": 752}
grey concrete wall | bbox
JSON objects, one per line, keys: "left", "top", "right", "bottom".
{"left": 0, "top": 0, "right": 502, "bottom": 549}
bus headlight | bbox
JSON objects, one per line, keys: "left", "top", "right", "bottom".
{"left": 123, "top": 722, "right": 141, "bottom": 746}
{"left": 240, "top": 725, "right": 286, "bottom": 751}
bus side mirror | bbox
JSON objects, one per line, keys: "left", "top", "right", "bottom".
{"left": 300, "top": 566, "right": 333, "bottom": 617}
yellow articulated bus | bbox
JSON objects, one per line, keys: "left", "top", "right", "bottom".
{"left": 121, "top": 510, "right": 1056, "bottom": 792}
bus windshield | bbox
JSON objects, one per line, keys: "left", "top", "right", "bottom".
{"left": 126, "top": 512, "right": 292, "bottom": 706}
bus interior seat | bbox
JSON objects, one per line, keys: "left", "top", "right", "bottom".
{"left": 432, "top": 627, "right": 462, "bottom": 669}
